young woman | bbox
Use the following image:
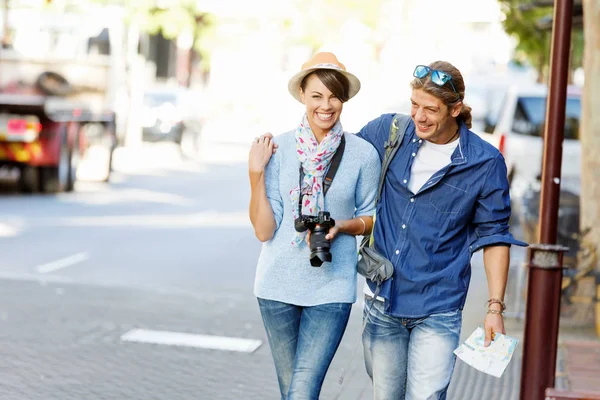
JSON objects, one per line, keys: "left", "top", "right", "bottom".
{"left": 248, "top": 52, "right": 381, "bottom": 399}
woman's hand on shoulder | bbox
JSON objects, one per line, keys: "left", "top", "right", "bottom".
{"left": 249, "top": 135, "right": 275, "bottom": 173}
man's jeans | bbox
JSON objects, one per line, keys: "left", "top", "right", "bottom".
{"left": 257, "top": 298, "right": 352, "bottom": 400}
{"left": 362, "top": 297, "right": 462, "bottom": 400}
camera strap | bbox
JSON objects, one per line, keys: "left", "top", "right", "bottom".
{"left": 296, "top": 135, "right": 346, "bottom": 216}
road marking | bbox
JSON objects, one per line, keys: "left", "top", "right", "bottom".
{"left": 120, "top": 329, "right": 262, "bottom": 353}
{"left": 36, "top": 252, "right": 89, "bottom": 274}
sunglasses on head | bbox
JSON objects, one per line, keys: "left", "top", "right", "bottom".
{"left": 413, "top": 65, "right": 461, "bottom": 100}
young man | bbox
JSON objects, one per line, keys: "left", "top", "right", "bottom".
{"left": 358, "top": 61, "right": 527, "bottom": 400}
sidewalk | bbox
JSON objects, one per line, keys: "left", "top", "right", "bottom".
{"left": 319, "top": 251, "right": 526, "bottom": 400}
{"left": 450, "top": 249, "right": 600, "bottom": 400}
{"left": 326, "top": 249, "right": 600, "bottom": 400}
{"left": 557, "top": 339, "right": 600, "bottom": 393}
{"left": 446, "top": 251, "right": 525, "bottom": 400}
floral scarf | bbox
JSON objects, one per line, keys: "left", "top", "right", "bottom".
{"left": 290, "top": 113, "right": 344, "bottom": 245}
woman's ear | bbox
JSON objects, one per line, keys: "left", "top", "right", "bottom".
{"left": 299, "top": 88, "right": 306, "bottom": 104}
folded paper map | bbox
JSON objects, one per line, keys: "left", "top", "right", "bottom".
{"left": 453, "top": 327, "right": 519, "bottom": 378}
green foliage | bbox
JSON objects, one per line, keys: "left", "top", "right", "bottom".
{"left": 498, "top": 0, "right": 584, "bottom": 81}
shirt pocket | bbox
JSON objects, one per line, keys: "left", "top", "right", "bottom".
{"left": 428, "top": 182, "right": 468, "bottom": 214}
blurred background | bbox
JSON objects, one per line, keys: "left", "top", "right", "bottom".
{"left": 0, "top": 0, "right": 597, "bottom": 399}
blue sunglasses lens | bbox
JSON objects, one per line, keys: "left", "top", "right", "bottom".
{"left": 431, "top": 71, "right": 451, "bottom": 86}
{"left": 413, "top": 65, "right": 461, "bottom": 100}
{"left": 414, "top": 66, "right": 429, "bottom": 79}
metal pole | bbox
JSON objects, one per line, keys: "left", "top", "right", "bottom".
{"left": 520, "top": 245, "right": 569, "bottom": 400}
{"left": 519, "top": 0, "right": 573, "bottom": 399}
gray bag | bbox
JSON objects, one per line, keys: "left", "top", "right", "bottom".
{"left": 357, "top": 114, "right": 411, "bottom": 286}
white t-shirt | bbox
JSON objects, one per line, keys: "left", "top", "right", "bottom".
{"left": 408, "top": 139, "right": 460, "bottom": 193}
{"left": 363, "top": 138, "right": 460, "bottom": 301}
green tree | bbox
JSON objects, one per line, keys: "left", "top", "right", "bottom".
{"left": 498, "top": 0, "right": 583, "bottom": 83}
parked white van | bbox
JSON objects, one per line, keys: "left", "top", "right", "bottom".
{"left": 478, "top": 83, "right": 582, "bottom": 200}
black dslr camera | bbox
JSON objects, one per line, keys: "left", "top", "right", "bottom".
{"left": 294, "top": 211, "right": 336, "bottom": 267}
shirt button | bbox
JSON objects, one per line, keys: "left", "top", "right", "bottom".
{"left": 402, "top": 224, "right": 406, "bottom": 229}
{"left": 419, "top": 139, "right": 423, "bottom": 143}
{"left": 412, "top": 138, "right": 417, "bottom": 143}
{"left": 412, "top": 153, "right": 416, "bottom": 157}
{"left": 403, "top": 179, "right": 407, "bottom": 184}
{"left": 410, "top": 198, "right": 415, "bottom": 203}
{"left": 395, "top": 250, "right": 400, "bottom": 255}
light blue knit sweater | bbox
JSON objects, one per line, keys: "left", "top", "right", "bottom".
{"left": 253, "top": 130, "right": 381, "bottom": 306}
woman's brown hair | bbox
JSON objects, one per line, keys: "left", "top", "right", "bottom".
{"left": 300, "top": 69, "right": 351, "bottom": 103}
{"left": 410, "top": 61, "right": 473, "bottom": 128}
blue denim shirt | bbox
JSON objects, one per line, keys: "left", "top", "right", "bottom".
{"left": 358, "top": 114, "right": 527, "bottom": 318}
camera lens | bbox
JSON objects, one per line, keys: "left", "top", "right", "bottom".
{"left": 309, "top": 225, "right": 332, "bottom": 267}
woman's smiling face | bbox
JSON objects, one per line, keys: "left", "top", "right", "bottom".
{"left": 300, "top": 73, "right": 343, "bottom": 138}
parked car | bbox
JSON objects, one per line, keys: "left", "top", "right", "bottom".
{"left": 478, "top": 83, "right": 582, "bottom": 198}
{"left": 475, "top": 83, "right": 582, "bottom": 250}
{"left": 141, "top": 89, "right": 186, "bottom": 145}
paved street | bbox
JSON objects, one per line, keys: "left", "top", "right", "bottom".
{"left": 0, "top": 142, "right": 528, "bottom": 399}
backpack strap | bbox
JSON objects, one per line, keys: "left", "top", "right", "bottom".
{"left": 375, "top": 114, "right": 411, "bottom": 204}
{"left": 368, "top": 114, "right": 410, "bottom": 247}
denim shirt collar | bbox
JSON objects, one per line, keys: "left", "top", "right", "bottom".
{"left": 450, "top": 121, "right": 469, "bottom": 165}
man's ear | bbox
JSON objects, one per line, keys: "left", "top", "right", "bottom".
{"left": 451, "top": 102, "right": 462, "bottom": 118}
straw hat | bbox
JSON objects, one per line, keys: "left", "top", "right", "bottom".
{"left": 287, "top": 52, "right": 361, "bottom": 103}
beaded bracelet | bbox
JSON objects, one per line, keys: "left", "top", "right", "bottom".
{"left": 486, "top": 298, "right": 506, "bottom": 311}
{"left": 486, "top": 309, "right": 504, "bottom": 316}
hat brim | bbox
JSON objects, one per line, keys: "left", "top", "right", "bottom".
{"left": 287, "top": 67, "right": 361, "bottom": 103}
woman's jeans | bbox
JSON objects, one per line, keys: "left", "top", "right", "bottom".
{"left": 362, "top": 297, "right": 462, "bottom": 400}
{"left": 257, "top": 298, "right": 352, "bottom": 400}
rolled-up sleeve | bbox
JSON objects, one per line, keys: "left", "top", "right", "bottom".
{"left": 469, "top": 154, "right": 528, "bottom": 253}
{"left": 264, "top": 145, "right": 284, "bottom": 230}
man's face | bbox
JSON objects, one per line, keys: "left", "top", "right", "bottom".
{"left": 300, "top": 74, "right": 343, "bottom": 136}
{"left": 410, "top": 88, "right": 461, "bottom": 143}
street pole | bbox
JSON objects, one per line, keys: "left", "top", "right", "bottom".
{"left": 519, "top": 0, "right": 574, "bottom": 399}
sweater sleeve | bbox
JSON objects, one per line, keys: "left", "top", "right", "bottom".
{"left": 264, "top": 140, "right": 284, "bottom": 231}
{"left": 355, "top": 144, "right": 381, "bottom": 217}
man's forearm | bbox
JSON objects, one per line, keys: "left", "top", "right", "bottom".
{"left": 483, "top": 245, "right": 510, "bottom": 307}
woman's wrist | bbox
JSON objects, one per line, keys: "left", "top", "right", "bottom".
{"left": 336, "top": 218, "right": 367, "bottom": 236}
{"left": 357, "top": 217, "right": 366, "bottom": 235}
